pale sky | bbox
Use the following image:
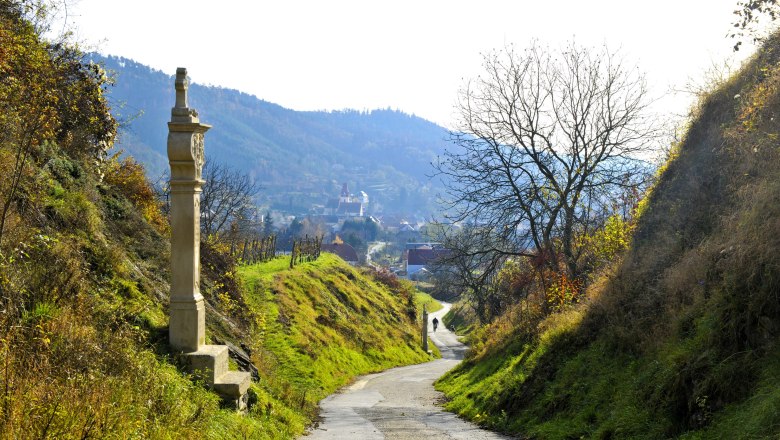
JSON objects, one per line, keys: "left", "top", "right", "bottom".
{"left": 61, "top": 0, "right": 756, "bottom": 127}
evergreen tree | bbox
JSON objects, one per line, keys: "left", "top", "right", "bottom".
{"left": 263, "top": 210, "right": 274, "bottom": 236}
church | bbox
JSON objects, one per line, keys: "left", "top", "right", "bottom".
{"left": 324, "top": 183, "right": 369, "bottom": 217}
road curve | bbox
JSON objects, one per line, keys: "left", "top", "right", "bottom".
{"left": 302, "top": 302, "right": 511, "bottom": 439}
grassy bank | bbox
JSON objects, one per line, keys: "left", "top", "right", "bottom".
{"left": 237, "top": 254, "right": 437, "bottom": 435}
{"left": 435, "top": 31, "right": 780, "bottom": 440}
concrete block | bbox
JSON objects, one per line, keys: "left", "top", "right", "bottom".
{"left": 214, "top": 371, "right": 252, "bottom": 411}
{"left": 186, "top": 344, "right": 228, "bottom": 384}
{"left": 213, "top": 370, "right": 251, "bottom": 397}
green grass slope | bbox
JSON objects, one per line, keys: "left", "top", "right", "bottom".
{"left": 236, "top": 254, "right": 435, "bottom": 433}
{"left": 436, "top": 34, "right": 780, "bottom": 439}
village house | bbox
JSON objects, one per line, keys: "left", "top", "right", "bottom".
{"left": 404, "top": 243, "right": 448, "bottom": 278}
{"left": 322, "top": 242, "right": 360, "bottom": 265}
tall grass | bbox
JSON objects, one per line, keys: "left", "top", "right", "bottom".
{"left": 236, "top": 254, "right": 435, "bottom": 426}
{"left": 435, "top": 31, "right": 780, "bottom": 439}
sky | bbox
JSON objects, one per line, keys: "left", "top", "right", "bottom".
{"left": 59, "top": 0, "right": 758, "bottom": 128}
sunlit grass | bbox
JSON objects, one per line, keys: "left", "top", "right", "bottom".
{"left": 435, "top": 30, "right": 780, "bottom": 439}
{"left": 236, "top": 253, "right": 436, "bottom": 435}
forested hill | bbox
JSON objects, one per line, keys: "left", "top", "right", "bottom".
{"left": 92, "top": 54, "right": 449, "bottom": 215}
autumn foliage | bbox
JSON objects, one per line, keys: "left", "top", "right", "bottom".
{"left": 103, "top": 154, "right": 169, "bottom": 234}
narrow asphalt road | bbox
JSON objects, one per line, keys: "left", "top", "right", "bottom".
{"left": 366, "top": 241, "right": 386, "bottom": 268}
{"left": 303, "top": 302, "right": 510, "bottom": 439}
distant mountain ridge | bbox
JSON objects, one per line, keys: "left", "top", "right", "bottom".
{"left": 92, "top": 54, "right": 450, "bottom": 216}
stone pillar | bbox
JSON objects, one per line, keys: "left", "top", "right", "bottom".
{"left": 168, "top": 67, "right": 210, "bottom": 353}
{"left": 421, "top": 305, "right": 429, "bottom": 352}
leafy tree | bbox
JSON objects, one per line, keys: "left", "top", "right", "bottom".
{"left": 430, "top": 225, "right": 505, "bottom": 323}
{"left": 103, "top": 154, "right": 168, "bottom": 233}
{"left": 435, "top": 41, "right": 657, "bottom": 281}
{"left": 279, "top": 216, "right": 326, "bottom": 250}
{"left": 0, "top": 2, "right": 115, "bottom": 247}
{"left": 340, "top": 231, "right": 364, "bottom": 253}
{"left": 341, "top": 218, "right": 379, "bottom": 242}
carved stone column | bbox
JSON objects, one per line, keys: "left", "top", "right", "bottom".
{"left": 168, "top": 67, "right": 210, "bottom": 353}
{"left": 165, "top": 68, "right": 250, "bottom": 411}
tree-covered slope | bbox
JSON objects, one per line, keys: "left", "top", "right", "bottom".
{"left": 94, "top": 54, "right": 449, "bottom": 215}
{"left": 435, "top": 32, "right": 780, "bottom": 439}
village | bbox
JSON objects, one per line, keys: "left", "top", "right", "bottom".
{"left": 257, "top": 182, "right": 453, "bottom": 279}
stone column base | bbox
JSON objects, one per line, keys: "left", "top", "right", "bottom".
{"left": 185, "top": 345, "right": 252, "bottom": 412}
{"left": 169, "top": 298, "right": 205, "bottom": 353}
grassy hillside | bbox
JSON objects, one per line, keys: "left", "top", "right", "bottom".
{"left": 0, "top": 5, "right": 435, "bottom": 438}
{"left": 435, "top": 32, "right": 780, "bottom": 439}
{"left": 236, "top": 254, "right": 435, "bottom": 433}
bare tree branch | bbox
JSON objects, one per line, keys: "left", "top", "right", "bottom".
{"left": 199, "top": 161, "right": 260, "bottom": 238}
{"left": 434, "top": 41, "right": 658, "bottom": 280}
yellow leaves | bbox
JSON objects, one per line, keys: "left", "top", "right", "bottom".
{"left": 545, "top": 271, "right": 582, "bottom": 313}
{"left": 737, "top": 64, "right": 780, "bottom": 133}
{"left": 217, "top": 291, "right": 238, "bottom": 314}
{"left": 34, "top": 323, "right": 51, "bottom": 347}
{"left": 103, "top": 154, "right": 169, "bottom": 234}
{"left": 0, "top": 14, "right": 60, "bottom": 155}
{"left": 581, "top": 214, "right": 634, "bottom": 265}
{"left": 1, "top": 12, "right": 116, "bottom": 167}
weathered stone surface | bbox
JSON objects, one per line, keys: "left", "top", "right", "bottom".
{"left": 167, "top": 67, "right": 210, "bottom": 353}
{"left": 169, "top": 298, "right": 205, "bottom": 353}
{"left": 167, "top": 67, "right": 251, "bottom": 412}
{"left": 212, "top": 337, "right": 261, "bottom": 381}
{"left": 214, "top": 371, "right": 252, "bottom": 397}
{"left": 186, "top": 345, "right": 229, "bottom": 384}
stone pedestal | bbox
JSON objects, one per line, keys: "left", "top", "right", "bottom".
{"left": 187, "top": 345, "right": 251, "bottom": 411}
{"left": 167, "top": 67, "right": 251, "bottom": 411}
{"left": 169, "top": 299, "right": 205, "bottom": 352}
{"left": 168, "top": 67, "right": 209, "bottom": 353}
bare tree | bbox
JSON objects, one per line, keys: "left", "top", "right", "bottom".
{"left": 199, "top": 161, "right": 260, "bottom": 238}
{"left": 430, "top": 224, "right": 506, "bottom": 324}
{"left": 435, "top": 41, "right": 657, "bottom": 280}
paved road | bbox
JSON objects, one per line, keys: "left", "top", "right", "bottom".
{"left": 366, "top": 241, "right": 386, "bottom": 268}
{"left": 303, "top": 303, "right": 510, "bottom": 439}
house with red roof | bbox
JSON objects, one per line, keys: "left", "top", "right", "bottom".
{"left": 322, "top": 242, "right": 359, "bottom": 265}
{"left": 405, "top": 246, "right": 449, "bottom": 278}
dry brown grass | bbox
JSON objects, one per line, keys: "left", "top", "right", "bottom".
{"left": 438, "top": 30, "right": 780, "bottom": 438}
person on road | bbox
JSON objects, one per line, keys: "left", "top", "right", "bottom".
{"left": 432, "top": 317, "right": 439, "bottom": 332}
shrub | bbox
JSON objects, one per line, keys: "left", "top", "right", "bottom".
{"left": 103, "top": 154, "right": 168, "bottom": 234}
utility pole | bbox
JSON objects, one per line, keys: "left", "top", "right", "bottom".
{"left": 421, "top": 305, "right": 429, "bottom": 352}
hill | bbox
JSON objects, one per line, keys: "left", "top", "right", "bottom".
{"left": 233, "top": 254, "right": 435, "bottom": 436}
{"left": 434, "top": 31, "right": 780, "bottom": 439}
{"left": 92, "top": 54, "right": 450, "bottom": 215}
{"left": 0, "top": 6, "right": 435, "bottom": 438}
